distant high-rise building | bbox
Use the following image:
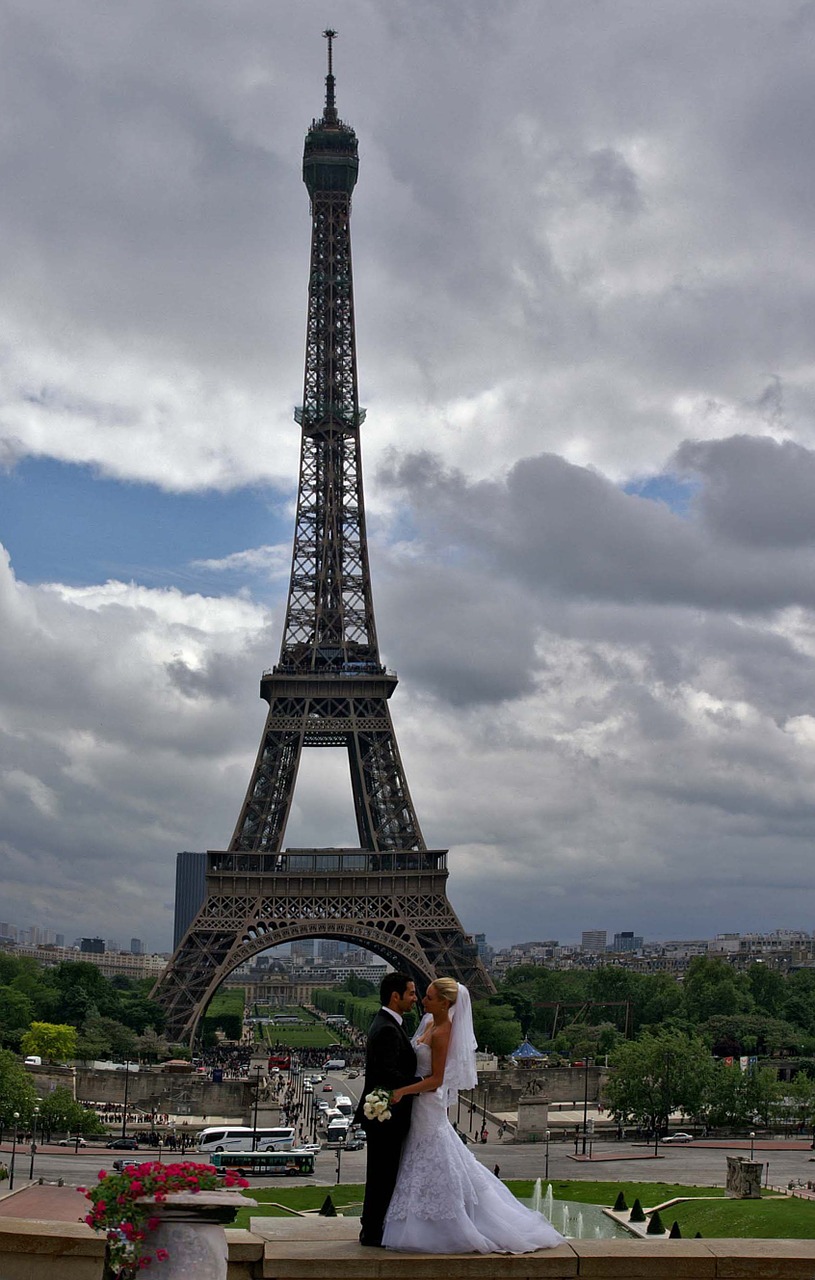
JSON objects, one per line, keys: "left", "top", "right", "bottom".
{"left": 80, "top": 937, "right": 106, "bottom": 954}
{"left": 474, "top": 933, "right": 494, "bottom": 965}
{"left": 55, "top": 934, "right": 65, "bottom": 947}
{"left": 173, "top": 852, "right": 207, "bottom": 949}
{"left": 0, "top": 922, "right": 16, "bottom": 941}
{"left": 130, "top": 938, "right": 143, "bottom": 955}
{"left": 612, "top": 931, "right": 643, "bottom": 952}
{"left": 581, "top": 930, "right": 607, "bottom": 953}
{"left": 292, "top": 939, "right": 316, "bottom": 962}
{"left": 320, "top": 940, "right": 350, "bottom": 963}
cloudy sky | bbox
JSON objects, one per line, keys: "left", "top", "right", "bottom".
{"left": 2, "top": 0, "right": 815, "bottom": 955}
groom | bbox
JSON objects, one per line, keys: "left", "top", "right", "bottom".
{"left": 355, "top": 972, "right": 418, "bottom": 1247}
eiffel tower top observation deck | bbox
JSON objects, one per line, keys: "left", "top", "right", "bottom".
{"left": 152, "top": 34, "right": 493, "bottom": 1042}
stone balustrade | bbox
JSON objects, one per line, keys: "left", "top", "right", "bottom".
{"left": 1, "top": 1214, "right": 815, "bottom": 1280}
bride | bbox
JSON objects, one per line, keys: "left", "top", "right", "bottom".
{"left": 381, "top": 977, "right": 564, "bottom": 1254}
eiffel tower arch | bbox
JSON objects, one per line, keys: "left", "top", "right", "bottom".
{"left": 152, "top": 33, "right": 494, "bottom": 1043}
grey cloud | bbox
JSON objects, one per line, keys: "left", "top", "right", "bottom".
{"left": 380, "top": 445, "right": 815, "bottom": 614}
{"left": 675, "top": 434, "right": 815, "bottom": 548}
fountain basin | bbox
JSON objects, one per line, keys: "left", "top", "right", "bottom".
{"left": 526, "top": 1180, "right": 632, "bottom": 1240}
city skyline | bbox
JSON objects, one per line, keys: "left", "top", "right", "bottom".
{"left": 2, "top": 4, "right": 815, "bottom": 952}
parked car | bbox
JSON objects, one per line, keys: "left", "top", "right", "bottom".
{"left": 58, "top": 1137, "right": 87, "bottom": 1147}
{"left": 106, "top": 1137, "right": 140, "bottom": 1150}
{"left": 662, "top": 1132, "right": 694, "bottom": 1144}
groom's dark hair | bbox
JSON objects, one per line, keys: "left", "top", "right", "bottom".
{"left": 380, "top": 972, "right": 413, "bottom": 1005}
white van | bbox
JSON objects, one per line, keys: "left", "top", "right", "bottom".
{"left": 334, "top": 1094, "right": 354, "bottom": 1116}
{"left": 23, "top": 1055, "right": 42, "bottom": 1067}
{"left": 323, "top": 1058, "right": 346, "bottom": 1071}
{"left": 197, "top": 1125, "right": 294, "bottom": 1154}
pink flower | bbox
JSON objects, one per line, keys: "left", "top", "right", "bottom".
{"left": 147, "top": 1217, "right": 160, "bottom": 1232}
{"left": 156, "top": 1248, "right": 169, "bottom": 1261}
{"left": 97, "top": 1170, "right": 108, "bottom": 1180}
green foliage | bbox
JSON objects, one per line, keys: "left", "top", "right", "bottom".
{"left": 0, "top": 1049, "right": 38, "bottom": 1127}
{"left": 682, "top": 957, "right": 754, "bottom": 1023}
{"left": 605, "top": 1029, "right": 713, "bottom": 1131}
{"left": 338, "top": 975, "right": 376, "bottom": 997}
{"left": 200, "top": 987, "right": 245, "bottom": 1047}
{"left": 313, "top": 988, "right": 382, "bottom": 1034}
{"left": 21, "top": 1021, "right": 78, "bottom": 1062}
{"left": 704, "top": 1061, "right": 781, "bottom": 1128}
{"left": 471, "top": 1000, "right": 522, "bottom": 1056}
{"left": 76, "top": 1015, "right": 139, "bottom": 1062}
{"left": 699, "top": 1013, "right": 802, "bottom": 1058}
{"left": 36, "top": 1086, "right": 105, "bottom": 1138}
{"left": 0, "top": 987, "right": 34, "bottom": 1048}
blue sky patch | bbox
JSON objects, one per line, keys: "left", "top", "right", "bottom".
{"left": 623, "top": 473, "right": 699, "bottom": 516}
{"left": 0, "top": 457, "right": 293, "bottom": 598}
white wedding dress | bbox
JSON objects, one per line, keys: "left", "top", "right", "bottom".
{"left": 382, "top": 1040, "right": 564, "bottom": 1254}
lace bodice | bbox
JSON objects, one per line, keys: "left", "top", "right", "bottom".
{"left": 413, "top": 1040, "right": 432, "bottom": 1079}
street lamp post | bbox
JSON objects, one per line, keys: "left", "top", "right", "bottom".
{"left": 252, "top": 1065, "right": 263, "bottom": 1151}
{"left": 9, "top": 1112, "right": 19, "bottom": 1190}
{"left": 545, "top": 1128, "right": 551, "bottom": 1181}
{"left": 28, "top": 1106, "right": 39, "bottom": 1181}
{"left": 121, "top": 1060, "right": 131, "bottom": 1139}
{"left": 750, "top": 1131, "right": 756, "bottom": 1161}
{"left": 581, "top": 1060, "right": 590, "bottom": 1156}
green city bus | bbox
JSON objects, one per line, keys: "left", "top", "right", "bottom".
{"left": 210, "top": 1149, "right": 316, "bottom": 1177}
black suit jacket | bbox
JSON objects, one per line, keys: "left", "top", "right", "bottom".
{"left": 354, "top": 1009, "right": 417, "bottom": 1130}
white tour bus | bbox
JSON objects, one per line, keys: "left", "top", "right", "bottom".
{"left": 334, "top": 1094, "right": 354, "bottom": 1116}
{"left": 326, "top": 1117, "right": 352, "bottom": 1144}
{"left": 196, "top": 1125, "right": 295, "bottom": 1154}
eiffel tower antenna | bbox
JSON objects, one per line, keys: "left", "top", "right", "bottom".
{"left": 153, "top": 36, "right": 494, "bottom": 1042}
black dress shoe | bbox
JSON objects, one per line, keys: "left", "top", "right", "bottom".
{"left": 359, "top": 1232, "right": 383, "bottom": 1247}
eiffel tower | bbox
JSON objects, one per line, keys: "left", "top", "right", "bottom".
{"left": 153, "top": 32, "right": 494, "bottom": 1042}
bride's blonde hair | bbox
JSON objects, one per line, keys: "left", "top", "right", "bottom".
{"left": 432, "top": 976, "right": 459, "bottom": 1005}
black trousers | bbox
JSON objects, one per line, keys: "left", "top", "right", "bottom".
{"left": 359, "top": 1113, "right": 410, "bottom": 1243}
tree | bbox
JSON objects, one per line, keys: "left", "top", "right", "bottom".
{"left": 0, "top": 1050, "right": 38, "bottom": 1130}
{"left": 135, "top": 1029, "right": 171, "bottom": 1063}
{"left": 36, "top": 1087, "right": 89, "bottom": 1140}
{"left": 605, "top": 1030, "right": 713, "bottom": 1133}
{"left": 20, "top": 1022, "right": 78, "bottom": 1063}
{"left": 76, "top": 1016, "right": 138, "bottom": 1062}
{"left": 0, "top": 988, "right": 34, "bottom": 1048}
{"left": 471, "top": 1000, "right": 522, "bottom": 1057}
{"left": 682, "top": 957, "right": 753, "bottom": 1024}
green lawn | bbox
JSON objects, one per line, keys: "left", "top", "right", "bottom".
{"left": 233, "top": 1185, "right": 364, "bottom": 1228}
{"left": 260, "top": 1022, "right": 340, "bottom": 1049}
{"left": 231, "top": 1179, "right": 815, "bottom": 1238}
{"left": 662, "top": 1196, "right": 815, "bottom": 1239}
{"left": 207, "top": 988, "right": 245, "bottom": 1017}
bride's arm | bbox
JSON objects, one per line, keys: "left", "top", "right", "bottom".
{"left": 390, "top": 1023, "right": 451, "bottom": 1104}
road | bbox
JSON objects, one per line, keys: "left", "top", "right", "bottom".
{"left": 5, "top": 1063, "right": 814, "bottom": 1194}
{"left": 4, "top": 1134, "right": 814, "bottom": 1195}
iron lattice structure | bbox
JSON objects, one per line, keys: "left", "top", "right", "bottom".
{"left": 153, "top": 34, "right": 493, "bottom": 1042}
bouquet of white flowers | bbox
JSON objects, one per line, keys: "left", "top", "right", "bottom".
{"left": 363, "top": 1086, "right": 393, "bottom": 1122}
